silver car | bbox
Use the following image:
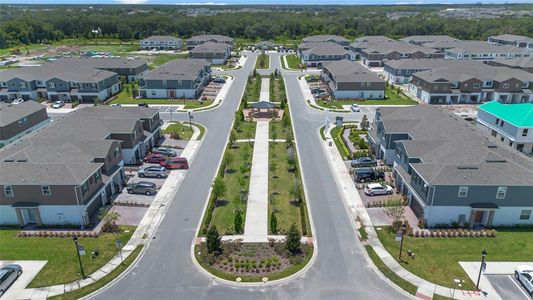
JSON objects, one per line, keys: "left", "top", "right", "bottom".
{"left": 138, "top": 166, "right": 168, "bottom": 179}
{"left": 0, "top": 264, "right": 22, "bottom": 297}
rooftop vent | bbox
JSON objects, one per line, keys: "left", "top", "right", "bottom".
{"left": 487, "top": 144, "right": 498, "bottom": 149}
{"left": 457, "top": 165, "right": 478, "bottom": 170}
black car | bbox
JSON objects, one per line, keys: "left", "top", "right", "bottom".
{"left": 351, "top": 157, "right": 377, "bottom": 168}
{"left": 213, "top": 77, "right": 226, "bottom": 84}
{"left": 354, "top": 168, "right": 385, "bottom": 183}
{"left": 138, "top": 103, "right": 149, "bottom": 107}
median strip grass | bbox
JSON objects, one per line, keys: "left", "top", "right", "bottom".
{"left": 284, "top": 54, "right": 301, "bottom": 69}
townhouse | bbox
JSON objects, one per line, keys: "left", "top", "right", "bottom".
{"left": 322, "top": 60, "right": 385, "bottom": 99}
{"left": 186, "top": 34, "right": 234, "bottom": 50}
{"left": 302, "top": 35, "right": 350, "bottom": 48}
{"left": 488, "top": 57, "right": 533, "bottom": 73}
{"left": 477, "top": 101, "right": 533, "bottom": 157}
{"left": 368, "top": 105, "right": 533, "bottom": 227}
{"left": 0, "top": 65, "right": 121, "bottom": 103}
{"left": 297, "top": 42, "right": 356, "bottom": 67}
{"left": 408, "top": 64, "right": 533, "bottom": 104}
{"left": 443, "top": 41, "right": 532, "bottom": 62}
{"left": 189, "top": 42, "right": 231, "bottom": 65}
{"left": 360, "top": 42, "right": 444, "bottom": 67}
{"left": 349, "top": 36, "right": 397, "bottom": 56}
{"left": 139, "top": 59, "right": 211, "bottom": 99}
{"left": 140, "top": 36, "right": 183, "bottom": 50}
{"left": 0, "top": 106, "right": 162, "bottom": 227}
{"left": 487, "top": 34, "right": 533, "bottom": 49}
{"left": 50, "top": 57, "right": 149, "bottom": 82}
{"left": 383, "top": 59, "right": 483, "bottom": 84}
{"left": 399, "top": 35, "right": 459, "bottom": 46}
{"left": 0, "top": 101, "right": 49, "bottom": 148}
{"left": 255, "top": 41, "right": 275, "bottom": 50}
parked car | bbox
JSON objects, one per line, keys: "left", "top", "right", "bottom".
{"left": 126, "top": 181, "right": 157, "bottom": 196}
{"left": 11, "top": 98, "right": 24, "bottom": 105}
{"left": 138, "top": 166, "right": 168, "bottom": 179}
{"left": 351, "top": 104, "right": 360, "bottom": 112}
{"left": 144, "top": 153, "right": 167, "bottom": 164}
{"left": 515, "top": 265, "right": 533, "bottom": 297}
{"left": 213, "top": 77, "right": 226, "bottom": 84}
{"left": 364, "top": 183, "right": 393, "bottom": 196}
{"left": 0, "top": 264, "right": 22, "bottom": 297}
{"left": 315, "top": 92, "right": 329, "bottom": 98}
{"left": 351, "top": 157, "right": 377, "bottom": 168}
{"left": 111, "top": 104, "right": 122, "bottom": 107}
{"left": 52, "top": 100, "right": 65, "bottom": 109}
{"left": 354, "top": 168, "right": 385, "bottom": 183}
{"left": 152, "top": 147, "right": 177, "bottom": 157}
{"left": 138, "top": 103, "right": 149, "bottom": 107}
{"left": 160, "top": 157, "right": 189, "bottom": 170}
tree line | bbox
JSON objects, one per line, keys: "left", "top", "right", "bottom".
{"left": 0, "top": 4, "right": 532, "bottom": 48}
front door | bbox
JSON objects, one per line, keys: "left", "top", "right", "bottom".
{"left": 23, "top": 209, "right": 37, "bottom": 224}
{"left": 474, "top": 211, "right": 484, "bottom": 224}
{"left": 168, "top": 90, "right": 176, "bottom": 98}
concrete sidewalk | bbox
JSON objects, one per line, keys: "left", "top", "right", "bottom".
{"left": 260, "top": 78, "right": 270, "bottom": 102}
{"left": 321, "top": 124, "right": 500, "bottom": 300}
{"left": 243, "top": 121, "right": 269, "bottom": 243}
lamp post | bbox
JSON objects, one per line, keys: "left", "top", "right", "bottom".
{"left": 188, "top": 111, "right": 193, "bottom": 130}
{"left": 72, "top": 235, "right": 86, "bottom": 278}
{"left": 476, "top": 250, "right": 487, "bottom": 290}
{"left": 398, "top": 223, "right": 407, "bottom": 261}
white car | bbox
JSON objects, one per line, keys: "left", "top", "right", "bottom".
{"left": 515, "top": 265, "right": 533, "bottom": 297}
{"left": 12, "top": 98, "right": 24, "bottom": 104}
{"left": 351, "top": 104, "right": 360, "bottom": 112}
{"left": 52, "top": 100, "right": 65, "bottom": 109}
{"left": 364, "top": 183, "right": 393, "bottom": 196}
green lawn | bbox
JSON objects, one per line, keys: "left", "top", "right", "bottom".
{"left": 0, "top": 43, "right": 50, "bottom": 56}
{"left": 330, "top": 126, "right": 350, "bottom": 160}
{"left": 376, "top": 227, "right": 533, "bottom": 290}
{"left": 151, "top": 54, "right": 188, "bottom": 67}
{"left": 317, "top": 86, "right": 418, "bottom": 109}
{"left": 243, "top": 74, "right": 261, "bottom": 102}
{"left": 256, "top": 51, "right": 269, "bottom": 69}
{"left": 162, "top": 122, "right": 195, "bottom": 140}
{"left": 269, "top": 121, "right": 289, "bottom": 140}
{"left": 284, "top": 54, "right": 302, "bottom": 69}
{"left": 208, "top": 143, "right": 254, "bottom": 235}
{"left": 270, "top": 75, "right": 286, "bottom": 103}
{"left": 49, "top": 245, "right": 142, "bottom": 300}
{"left": 235, "top": 121, "right": 257, "bottom": 140}
{"left": 0, "top": 226, "right": 135, "bottom": 287}
{"left": 109, "top": 87, "right": 213, "bottom": 108}
{"left": 81, "top": 44, "right": 138, "bottom": 54}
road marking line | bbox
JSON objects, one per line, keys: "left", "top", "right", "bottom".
{"left": 507, "top": 275, "right": 530, "bottom": 299}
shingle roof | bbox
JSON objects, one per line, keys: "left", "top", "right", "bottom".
{"left": 479, "top": 101, "right": 533, "bottom": 127}
{"left": 413, "top": 63, "right": 533, "bottom": 83}
{"left": 0, "top": 64, "right": 116, "bottom": 83}
{"left": 50, "top": 57, "right": 147, "bottom": 69}
{"left": 141, "top": 59, "right": 208, "bottom": 81}
{"left": 323, "top": 60, "right": 383, "bottom": 83}
{"left": 0, "top": 162, "right": 103, "bottom": 185}
{"left": 362, "top": 42, "right": 439, "bottom": 55}
{"left": 445, "top": 41, "right": 530, "bottom": 54}
{"left": 353, "top": 36, "right": 394, "bottom": 43}
{"left": 400, "top": 35, "right": 459, "bottom": 44}
{"left": 0, "top": 101, "right": 47, "bottom": 127}
{"left": 384, "top": 58, "right": 482, "bottom": 70}
{"left": 303, "top": 35, "right": 349, "bottom": 43}
{"left": 491, "top": 57, "right": 533, "bottom": 69}
{"left": 187, "top": 34, "right": 233, "bottom": 43}
{"left": 189, "top": 42, "right": 229, "bottom": 54}
{"left": 489, "top": 34, "right": 533, "bottom": 43}
{"left": 142, "top": 35, "right": 181, "bottom": 42}
{"left": 301, "top": 43, "right": 350, "bottom": 56}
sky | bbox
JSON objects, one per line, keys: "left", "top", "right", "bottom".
{"left": 2, "top": 0, "right": 532, "bottom": 4}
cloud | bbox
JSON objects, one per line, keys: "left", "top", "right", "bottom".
{"left": 115, "top": 0, "right": 149, "bottom": 4}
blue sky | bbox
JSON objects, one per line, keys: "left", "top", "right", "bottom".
{"left": 2, "top": 0, "right": 532, "bottom": 4}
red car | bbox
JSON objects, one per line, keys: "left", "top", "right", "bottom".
{"left": 144, "top": 153, "right": 167, "bottom": 164}
{"left": 160, "top": 157, "right": 189, "bottom": 170}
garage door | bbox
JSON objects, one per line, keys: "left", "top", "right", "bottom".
{"left": 409, "top": 197, "right": 424, "bottom": 219}
{"left": 81, "top": 95, "right": 97, "bottom": 103}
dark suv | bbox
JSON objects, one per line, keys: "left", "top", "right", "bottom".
{"left": 353, "top": 168, "right": 385, "bottom": 183}
{"left": 126, "top": 181, "right": 157, "bottom": 195}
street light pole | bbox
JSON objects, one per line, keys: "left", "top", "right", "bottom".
{"left": 188, "top": 111, "right": 193, "bottom": 130}
{"left": 398, "top": 223, "right": 407, "bottom": 260}
{"left": 72, "top": 235, "right": 86, "bottom": 278}
{"left": 476, "top": 250, "right": 487, "bottom": 290}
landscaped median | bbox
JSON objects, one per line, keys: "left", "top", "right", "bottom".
{"left": 281, "top": 54, "right": 303, "bottom": 70}
{"left": 162, "top": 121, "right": 206, "bottom": 140}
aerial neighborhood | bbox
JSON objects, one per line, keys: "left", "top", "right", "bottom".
{"left": 0, "top": 4, "right": 532, "bottom": 300}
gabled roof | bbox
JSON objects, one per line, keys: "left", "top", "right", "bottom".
{"left": 142, "top": 35, "right": 181, "bottom": 42}
{"left": 488, "top": 34, "right": 533, "bottom": 43}
{"left": 400, "top": 35, "right": 459, "bottom": 44}
{"left": 323, "top": 60, "right": 383, "bottom": 83}
{"left": 0, "top": 101, "right": 47, "bottom": 127}
{"left": 0, "top": 64, "right": 116, "bottom": 83}
{"left": 479, "top": 101, "right": 533, "bottom": 127}
{"left": 187, "top": 34, "right": 233, "bottom": 43}
{"left": 50, "top": 57, "right": 148, "bottom": 69}
{"left": 353, "top": 36, "right": 394, "bottom": 43}
{"left": 141, "top": 59, "right": 208, "bottom": 81}
{"left": 189, "top": 42, "right": 229, "bottom": 54}
{"left": 301, "top": 43, "right": 349, "bottom": 56}
{"left": 303, "top": 35, "right": 349, "bottom": 43}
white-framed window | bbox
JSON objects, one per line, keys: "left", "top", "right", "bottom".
{"left": 113, "top": 147, "right": 120, "bottom": 158}
{"left": 473, "top": 83, "right": 480, "bottom": 89}
{"left": 496, "top": 186, "right": 507, "bottom": 199}
{"left": 503, "top": 83, "right": 509, "bottom": 89}
{"left": 4, "top": 185, "right": 14, "bottom": 197}
{"left": 48, "top": 82, "right": 55, "bottom": 88}
{"left": 162, "top": 80, "right": 167, "bottom": 87}
{"left": 18, "top": 117, "right": 28, "bottom": 126}
{"left": 520, "top": 210, "right": 531, "bottom": 220}
{"left": 458, "top": 186, "right": 468, "bottom": 197}
{"left": 0, "top": 81, "right": 5, "bottom": 87}
{"left": 151, "top": 90, "right": 156, "bottom": 96}
{"left": 19, "top": 82, "right": 26, "bottom": 88}
{"left": 522, "top": 129, "right": 529, "bottom": 137}
{"left": 94, "top": 170, "right": 101, "bottom": 181}
{"left": 41, "top": 185, "right": 51, "bottom": 196}
{"left": 91, "top": 83, "right": 97, "bottom": 89}
{"left": 81, "top": 181, "right": 89, "bottom": 195}
{"left": 178, "top": 80, "right": 182, "bottom": 86}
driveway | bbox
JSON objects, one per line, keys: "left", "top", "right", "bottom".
{"left": 0, "top": 260, "right": 47, "bottom": 300}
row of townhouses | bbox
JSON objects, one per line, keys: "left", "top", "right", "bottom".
{"left": 368, "top": 105, "right": 533, "bottom": 227}
{"left": 0, "top": 106, "right": 162, "bottom": 227}
{"left": 487, "top": 34, "right": 533, "bottom": 49}
{"left": 321, "top": 60, "right": 385, "bottom": 99}
{"left": 140, "top": 34, "right": 234, "bottom": 51}
{"left": 0, "top": 101, "right": 50, "bottom": 148}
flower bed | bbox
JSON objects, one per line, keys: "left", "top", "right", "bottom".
{"left": 409, "top": 228, "right": 497, "bottom": 238}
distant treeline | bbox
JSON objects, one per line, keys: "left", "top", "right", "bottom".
{"left": 0, "top": 4, "right": 532, "bottom": 48}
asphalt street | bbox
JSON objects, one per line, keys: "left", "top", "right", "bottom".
{"left": 91, "top": 52, "right": 407, "bottom": 300}
{"left": 487, "top": 275, "right": 531, "bottom": 300}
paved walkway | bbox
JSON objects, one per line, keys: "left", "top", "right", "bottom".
{"left": 243, "top": 121, "right": 270, "bottom": 242}
{"left": 10, "top": 127, "right": 203, "bottom": 300}
{"left": 260, "top": 78, "right": 270, "bottom": 102}
{"left": 321, "top": 125, "right": 500, "bottom": 300}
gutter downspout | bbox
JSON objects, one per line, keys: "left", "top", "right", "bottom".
{"left": 74, "top": 186, "right": 85, "bottom": 229}
{"left": 426, "top": 185, "right": 436, "bottom": 229}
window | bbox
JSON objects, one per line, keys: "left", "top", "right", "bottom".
{"left": 48, "top": 82, "right": 55, "bottom": 88}
{"left": 94, "top": 170, "right": 101, "bottom": 181}
{"left": 162, "top": 80, "right": 167, "bottom": 87}
{"left": 500, "top": 121, "right": 505, "bottom": 127}
{"left": 81, "top": 182, "right": 89, "bottom": 195}
{"left": 496, "top": 186, "right": 507, "bottom": 199}
{"left": 41, "top": 185, "right": 51, "bottom": 196}
{"left": 151, "top": 90, "right": 156, "bottom": 96}
{"left": 520, "top": 210, "right": 531, "bottom": 220}
{"left": 522, "top": 129, "right": 529, "bottom": 137}
{"left": 503, "top": 83, "right": 509, "bottom": 89}
{"left": 473, "top": 83, "right": 480, "bottom": 89}
{"left": 19, "top": 82, "right": 26, "bottom": 88}
{"left": 517, "top": 144, "right": 524, "bottom": 152}
{"left": 458, "top": 186, "right": 468, "bottom": 197}
{"left": 495, "top": 118, "right": 500, "bottom": 125}
{"left": 178, "top": 80, "right": 182, "bottom": 86}
{"left": 18, "top": 117, "right": 28, "bottom": 126}
{"left": 4, "top": 185, "right": 14, "bottom": 197}
{"left": 0, "top": 82, "right": 5, "bottom": 87}
{"left": 37, "top": 81, "right": 43, "bottom": 85}
{"left": 114, "top": 147, "right": 120, "bottom": 158}
{"left": 91, "top": 83, "right": 96, "bottom": 89}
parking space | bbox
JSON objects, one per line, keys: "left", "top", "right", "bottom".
{"left": 0, "top": 260, "right": 47, "bottom": 300}
{"left": 487, "top": 275, "right": 531, "bottom": 300}
{"left": 109, "top": 205, "right": 148, "bottom": 226}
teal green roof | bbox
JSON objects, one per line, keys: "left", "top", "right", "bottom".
{"left": 480, "top": 101, "right": 533, "bottom": 127}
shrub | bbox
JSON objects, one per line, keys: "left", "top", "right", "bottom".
{"left": 206, "top": 226, "right": 222, "bottom": 254}
{"left": 285, "top": 224, "right": 302, "bottom": 255}
{"left": 72, "top": 100, "right": 80, "bottom": 108}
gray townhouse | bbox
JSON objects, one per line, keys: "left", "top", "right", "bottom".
{"left": 302, "top": 35, "right": 350, "bottom": 48}
{"left": 0, "top": 101, "right": 49, "bottom": 148}
{"left": 0, "top": 106, "right": 162, "bottom": 227}
{"left": 353, "top": 36, "right": 395, "bottom": 43}
{"left": 140, "top": 35, "right": 183, "bottom": 50}
{"left": 349, "top": 37, "right": 397, "bottom": 57}
{"left": 487, "top": 34, "right": 533, "bottom": 49}
{"left": 0, "top": 65, "right": 121, "bottom": 103}
{"left": 322, "top": 60, "right": 385, "bottom": 99}
{"left": 186, "top": 34, "right": 234, "bottom": 50}
{"left": 254, "top": 41, "right": 275, "bottom": 50}
{"left": 360, "top": 42, "right": 444, "bottom": 67}
{"left": 488, "top": 57, "right": 533, "bottom": 73}
{"left": 383, "top": 59, "right": 483, "bottom": 84}
{"left": 139, "top": 59, "right": 211, "bottom": 99}
{"left": 408, "top": 63, "right": 533, "bottom": 104}
{"left": 189, "top": 42, "right": 231, "bottom": 65}
{"left": 399, "top": 35, "right": 459, "bottom": 46}
{"left": 368, "top": 105, "right": 533, "bottom": 227}
{"left": 50, "top": 57, "right": 149, "bottom": 82}
{"left": 477, "top": 101, "right": 533, "bottom": 157}
{"left": 297, "top": 42, "right": 356, "bottom": 67}
{"left": 443, "top": 41, "right": 532, "bottom": 62}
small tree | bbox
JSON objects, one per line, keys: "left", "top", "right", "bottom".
{"left": 212, "top": 176, "right": 226, "bottom": 201}
{"left": 229, "top": 129, "right": 238, "bottom": 148}
{"left": 286, "top": 148, "right": 296, "bottom": 172}
{"left": 286, "top": 130, "right": 294, "bottom": 146}
{"left": 272, "top": 129, "right": 278, "bottom": 142}
{"left": 223, "top": 151, "right": 234, "bottom": 174}
{"left": 282, "top": 111, "right": 291, "bottom": 128}
{"left": 384, "top": 198, "right": 405, "bottom": 231}
{"left": 234, "top": 210, "right": 243, "bottom": 234}
{"left": 270, "top": 211, "right": 278, "bottom": 234}
{"left": 234, "top": 112, "right": 242, "bottom": 129}
{"left": 285, "top": 223, "right": 301, "bottom": 255}
{"left": 360, "top": 115, "right": 370, "bottom": 131}
{"left": 206, "top": 226, "right": 222, "bottom": 254}
{"left": 98, "top": 208, "right": 120, "bottom": 233}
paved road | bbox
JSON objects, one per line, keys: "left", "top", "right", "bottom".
{"left": 92, "top": 52, "right": 407, "bottom": 300}
{"left": 487, "top": 275, "right": 531, "bottom": 300}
